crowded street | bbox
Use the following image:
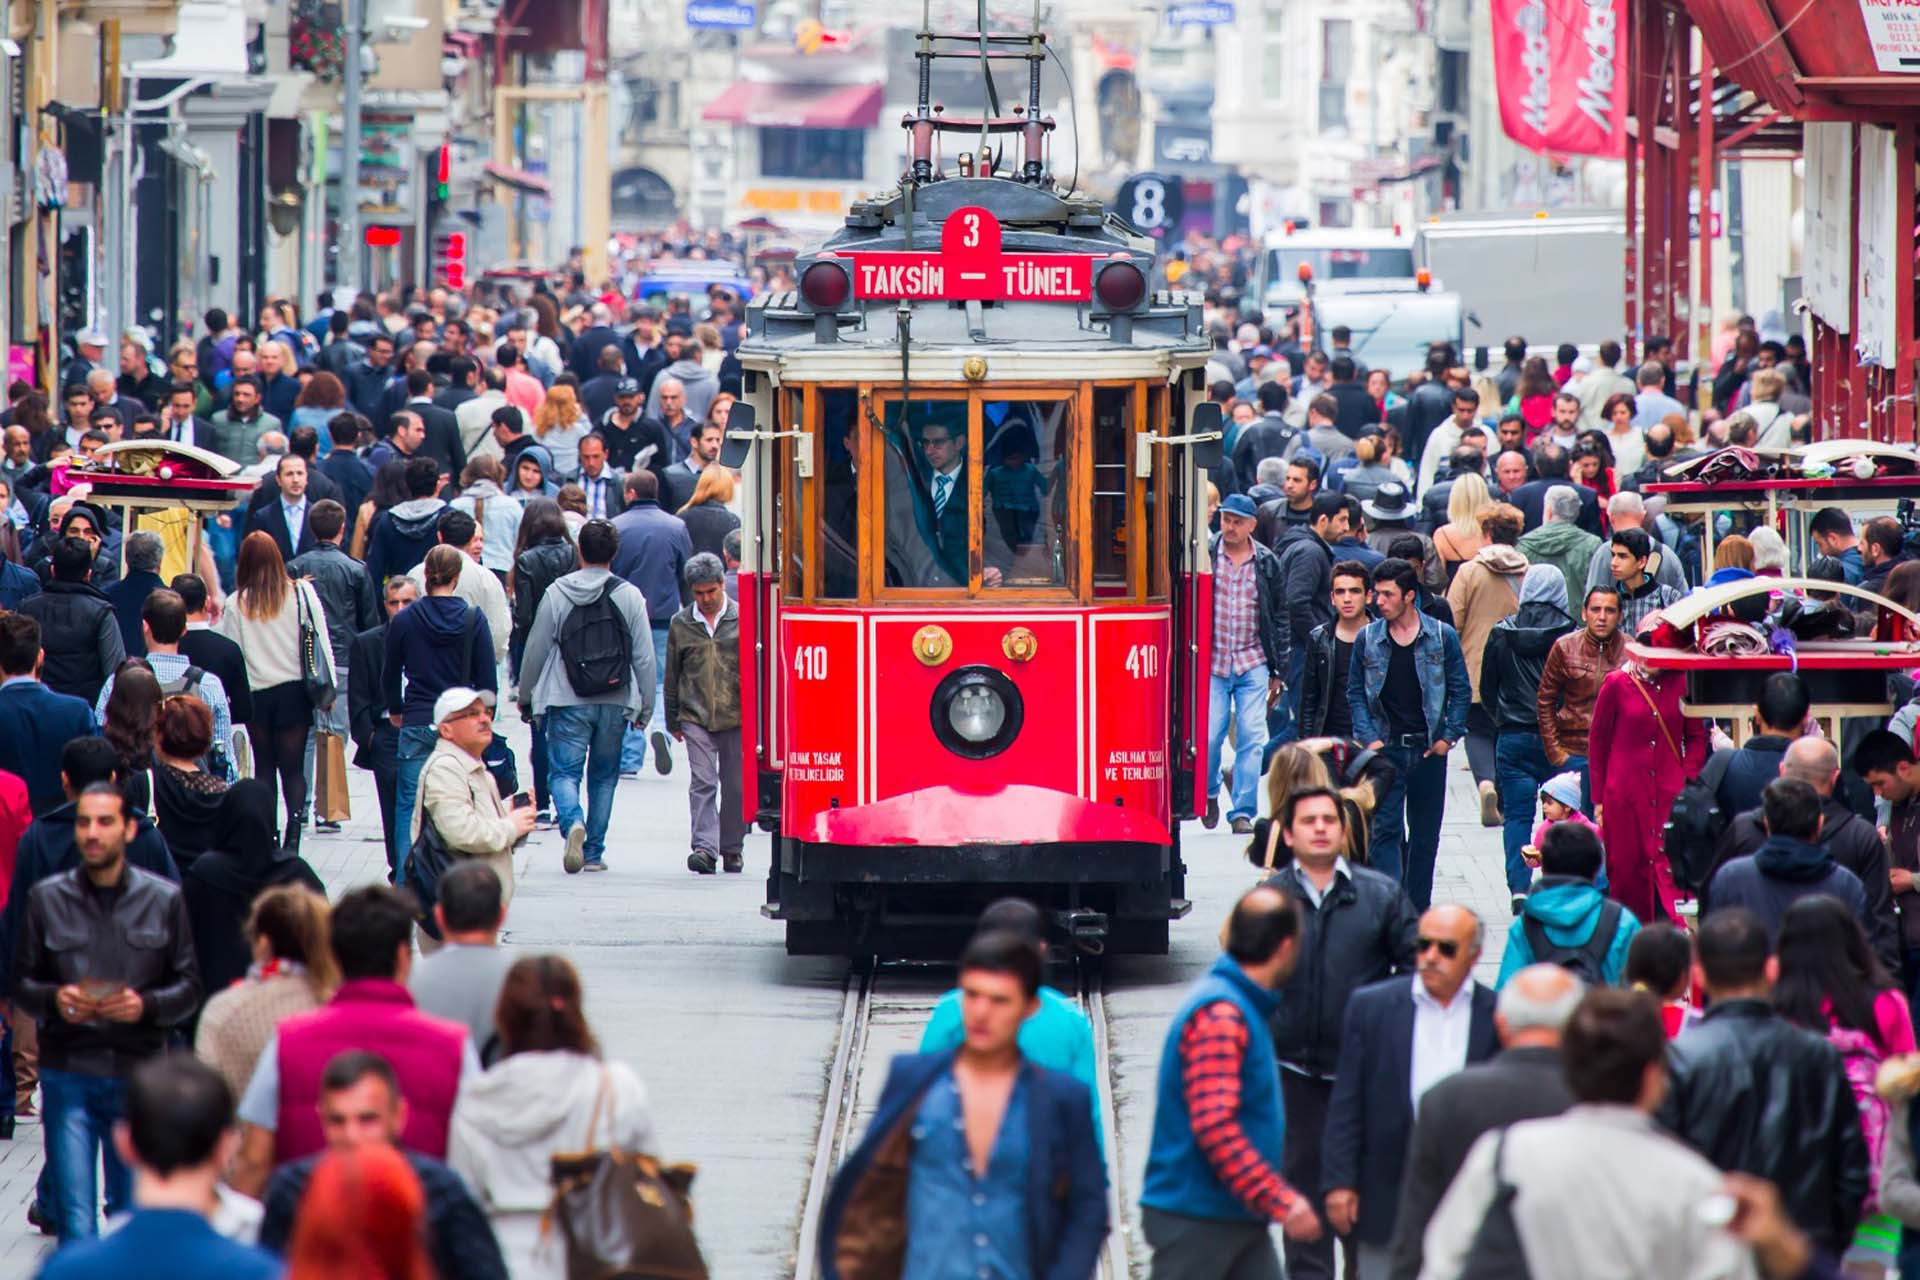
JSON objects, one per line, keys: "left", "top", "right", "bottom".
{"left": 9, "top": 0, "right": 1920, "bottom": 1279}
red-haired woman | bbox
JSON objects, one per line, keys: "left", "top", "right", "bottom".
{"left": 284, "top": 1144, "right": 435, "bottom": 1280}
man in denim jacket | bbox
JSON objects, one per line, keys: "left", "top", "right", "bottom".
{"left": 1348, "top": 557, "right": 1471, "bottom": 910}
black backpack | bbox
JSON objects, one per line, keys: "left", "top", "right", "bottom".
{"left": 557, "top": 582, "right": 634, "bottom": 698}
{"left": 1664, "top": 749, "right": 1733, "bottom": 894}
{"left": 1521, "top": 900, "right": 1623, "bottom": 985}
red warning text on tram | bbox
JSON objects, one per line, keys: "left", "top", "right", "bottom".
{"left": 843, "top": 205, "right": 1096, "bottom": 302}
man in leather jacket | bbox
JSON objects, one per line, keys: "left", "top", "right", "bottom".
{"left": 1535, "top": 585, "right": 1625, "bottom": 773}
{"left": 1261, "top": 791, "right": 1420, "bottom": 1279}
{"left": 1295, "top": 560, "right": 1372, "bottom": 742}
{"left": 1657, "top": 908, "right": 1868, "bottom": 1255}
{"left": 14, "top": 782, "right": 200, "bottom": 1243}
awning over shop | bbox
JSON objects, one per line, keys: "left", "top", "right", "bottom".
{"left": 1685, "top": 0, "right": 1920, "bottom": 117}
{"left": 701, "top": 80, "right": 884, "bottom": 129}
{"left": 484, "top": 162, "right": 551, "bottom": 196}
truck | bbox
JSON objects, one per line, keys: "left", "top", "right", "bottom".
{"left": 1414, "top": 208, "right": 1625, "bottom": 357}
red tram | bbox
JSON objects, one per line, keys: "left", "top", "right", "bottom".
{"left": 726, "top": 23, "right": 1219, "bottom": 956}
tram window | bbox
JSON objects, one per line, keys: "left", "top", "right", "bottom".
{"left": 1092, "top": 387, "right": 1133, "bottom": 594}
{"left": 782, "top": 388, "right": 805, "bottom": 598}
{"left": 880, "top": 399, "right": 971, "bottom": 589}
{"left": 982, "top": 399, "right": 1070, "bottom": 589}
{"left": 819, "top": 389, "right": 858, "bottom": 599}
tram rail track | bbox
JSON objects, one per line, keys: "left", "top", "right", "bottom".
{"left": 793, "top": 957, "right": 1134, "bottom": 1280}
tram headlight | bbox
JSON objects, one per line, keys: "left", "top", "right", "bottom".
{"left": 930, "top": 666, "right": 1024, "bottom": 759}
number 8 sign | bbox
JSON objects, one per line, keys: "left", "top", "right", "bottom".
{"left": 1114, "top": 172, "right": 1186, "bottom": 238}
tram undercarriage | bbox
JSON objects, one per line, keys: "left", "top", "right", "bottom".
{"left": 763, "top": 835, "right": 1191, "bottom": 959}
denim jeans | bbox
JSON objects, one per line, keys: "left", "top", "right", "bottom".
{"left": 1495, "top": 732, "right": 1557, "bottom": 895}
{"left": 42, "top": 1067, "right": 130, "bottom": 1243}
{"left": 545, "top": 703, "right": 628, "bottom": 863}
{"left": 1207, "top": 665, "right": 1269, "bottom": 822}
{"left": 1371, "top": 744, "right": 1447, "bottom": 909}
{"left": 620, "top": 622, "right": 673, "bottom": 772}
{"left": 393, "top": 724, "right": 441, "bottom": 877}
{"left": 1263, "top": 647, "right": 1309, "bottom": 771}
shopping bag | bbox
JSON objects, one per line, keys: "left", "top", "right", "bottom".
{"left": 314, "top": 731, "right": 352, "bottom": 823}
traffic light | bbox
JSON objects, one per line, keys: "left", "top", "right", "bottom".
{"left": 431, "top": 228, "right": 467, "bottom": 290}
{"left": 434, "top": 144, "right": 451, "bottom": 202}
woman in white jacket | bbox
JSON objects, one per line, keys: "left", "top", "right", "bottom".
{"left": 448, "top": 956, "right": 655, "bottom": 1278}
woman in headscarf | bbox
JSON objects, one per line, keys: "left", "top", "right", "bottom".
{"left": 1588, "top": 631, "right": 1709, "bottom": 923}
{"left": 181, "top": 779, "right": 325, "bottom": 998}
{"left": 1480, "top": 563, "right": 1577, "bottom": 912}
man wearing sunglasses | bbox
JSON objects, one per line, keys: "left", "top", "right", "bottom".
{"left": 1321, "top": 904, "right": 1497, "bottom": 1279}
{"left": 1261, "top": 786, "right": 1419, "bottom": 1280}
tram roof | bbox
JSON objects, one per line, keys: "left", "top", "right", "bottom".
{"left": 740, "top": 175, "right": 1209, "bottom": 359}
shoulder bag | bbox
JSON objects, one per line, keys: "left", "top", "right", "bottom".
{"left": 549, "top": 1068, "right": 708, "bottom": 1280}
{"left": 1458, "top": 1129, "right": 1534, "bottom": 1278}
{"left": 296, "top": 580, "right": 336, "bottom": 709}
{"left": 405, "top": 806, "right": 456, "bottom": 941}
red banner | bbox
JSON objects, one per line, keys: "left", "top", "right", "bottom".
{"left": 1489, "top": 0, "right": 1627, "bottom": 158}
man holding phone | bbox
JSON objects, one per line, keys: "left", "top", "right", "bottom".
{"left": 14, "top": 783, "right": 201, "bottom": 1243}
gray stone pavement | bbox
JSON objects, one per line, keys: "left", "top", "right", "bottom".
{"left": 0, "top": 722, "right": 1514, "bottom": 1278}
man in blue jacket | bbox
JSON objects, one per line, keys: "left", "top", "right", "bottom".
{"left": 1141, "top": 881, "right": 1321, "bottom": 1277}
{"left": 1497, "top": 820, "right": 1640, "bottom": 987}
{"left": 1349, "top": 558, "right": 1471, "bottom": 910}
{"left": 820, "top": 930, "right": 1106, "bottom": 1280}
{"left": 609, "top": 468, "right": 691, "bottom": 777}
{"left": 0, "top": 612, "right": 98, "bottom": 814}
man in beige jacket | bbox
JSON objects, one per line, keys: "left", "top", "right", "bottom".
{"left": 414, "top": 686, "right": 534, "bottom": 948}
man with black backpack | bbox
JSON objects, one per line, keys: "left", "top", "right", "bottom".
{"left": 518, "top": 517, "right": 655, "bottom": 875}
{"left": 1494, "top": 821, "right": 1641, "bottom": 986}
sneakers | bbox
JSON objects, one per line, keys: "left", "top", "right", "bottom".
{"left": 1229, "top": 817, "right": 1254, "bottom": 836}
{"left": 1511, "top": 893, "right": 1528, "bottom": 918}
{"left": 1202, "top": 797, "right": 1220, "bottom": 830}
{"left": 651, "top": 730, "right": 674, "bottom": 776}
{"left": 1479, "top": 780, "right": 1502, "bottom": 827}
{"left": 534, "top": 809, "right": 556, "bottom": 831}
{"left": 582, "top": 859, "right": 608, "bottom": 873}
{"left": 562, "top": 823, "right": 587, "bottom": 875}
{"left": 314, "top": 819, "right": 343, "bottom": 834}
{"left": 722, "top": 853, "right": 743, "bottom": 873}
{"left": 687, "top": 850, "right": 718, "bottom": 875}
{"left": 26, "top": 1201, "right": 52, "bottom": 1236}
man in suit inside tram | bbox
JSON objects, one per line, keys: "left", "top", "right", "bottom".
{"left": 881, "top": 408, "right": 1016, "bottom": 590}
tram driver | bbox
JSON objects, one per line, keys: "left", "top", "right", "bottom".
{"left": 880, "top": 411, "right": 1015, "bottom": 590}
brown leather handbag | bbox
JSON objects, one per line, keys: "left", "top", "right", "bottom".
{"left": 548, "top": 1070, "right": 708, "bottom": 1280}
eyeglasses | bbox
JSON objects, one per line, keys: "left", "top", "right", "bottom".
{"left": 1416, "top": 937, "right": 1460, "bottom": 959}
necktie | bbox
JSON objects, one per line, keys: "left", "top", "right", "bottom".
{"left": 933, "top": 472, "right": 953, "bottom": 519}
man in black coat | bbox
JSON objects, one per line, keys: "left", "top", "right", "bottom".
{"left": 1228, "top": 381, "right": 1299, "bottom": 496}
{"left": 18, "top": 535, "right": 124, "bottom": 704}
{"left": 1324, "top": 355, "right": 1378, "bottom": 439}
{"left": 1509, "top": 442, "right": 1602, "bottom": 535}
{"left": 1259, "top": 785, "right": 1419, "bottom": 1280}
{"left": 1711, "top": 734, "right": 1900, "bottom": 975}
{"left": 1659, "top": 908, "right": 1869, "bottom": 1256}
{"left": 348, "top": 576, "right": 419, "bottom": 875}
{"left": 568, "top": 304, "right": 622, "bottom": 382}
{"left": 317, "top": 416, "right": 375, "bottom": 546}
{"left": 1322, "top": 904, "right": 1498, "bottom": 1277}
{"left": 398, "top": 369, "right": 465, "bottom": 478}
{"left": 173, "top": 573, "right": 253, "bottom": 727}
{"left": 1385, "top": 964, "right": 1578, "bottom": 1280}
{"left": 1270, "top": 492, "right": 1345, "bottom": 758}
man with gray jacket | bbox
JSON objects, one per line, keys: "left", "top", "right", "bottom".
{"left": 665, "top": 552, "right": 743, "bottom": 875}
{"left": 518, "top": 517, "right": 655, "bottom": 875}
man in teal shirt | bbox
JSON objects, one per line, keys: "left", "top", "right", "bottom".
{"left": 919, "top": 898, "right": 1101, "bottom": 1145}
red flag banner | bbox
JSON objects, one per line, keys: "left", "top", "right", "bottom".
{"left": 1489, "top": 0, "right": 1627, "bottom": 157}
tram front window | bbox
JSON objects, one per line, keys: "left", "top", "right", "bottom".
{"left": 880, "top": 397, "right": 1069, "bottom": 591}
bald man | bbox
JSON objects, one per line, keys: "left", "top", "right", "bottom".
{"left": 1714, "top": 735, "right": 1898, "bottom": 971}
{"left": 1321, "top": 905, "right": 1498, "bottom": 1280}
{"left": 1386, "top": 965, "right": 1581, "bottom": 1280}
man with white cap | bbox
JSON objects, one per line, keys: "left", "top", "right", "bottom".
{"left": 413, "top": 685, "right": 534, "bottom": 933}
{"left": 62, "top": 329, "right": 108, "bottom": 391}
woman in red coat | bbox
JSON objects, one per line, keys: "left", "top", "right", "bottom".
{"left": 1587, "top": 659, "right": 1707, "bottom": 923}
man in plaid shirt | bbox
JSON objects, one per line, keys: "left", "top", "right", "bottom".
{"left": 1205, "top": 494, "right": 1285, "bottom": 835}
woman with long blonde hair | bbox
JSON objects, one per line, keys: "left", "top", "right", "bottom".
{"left": 215, "top": 531, "right": 330, "bottom": 850}
{"left": 1432, "top": 470, "right": 1492, "bottom": 584}
{"left": 1248, "top": 744, "right": 1378, "bottom": 870}
{"left": 531, "top": 384, "right": 590, "bottom": 481}
{"left": 676, "top": 464, "right": 740, "bottom": 560}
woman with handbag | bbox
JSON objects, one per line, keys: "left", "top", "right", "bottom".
{"left": 216, "top": 531, "right": 333, "bottom": 851}
{"left": 448, "top": 955, "right": 665, "bottom": 1279}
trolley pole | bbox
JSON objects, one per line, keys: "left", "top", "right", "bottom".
{"left": 341, "top": 0, "right": 365, "bottom": 293}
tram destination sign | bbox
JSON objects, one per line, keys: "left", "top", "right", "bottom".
{"left": 842, "top": 206, "right": 1097, "bottom": 302}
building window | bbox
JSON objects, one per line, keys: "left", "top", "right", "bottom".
{"left": 758, "top": 128, "right": 864, "bottom": 181}
{"left": 1319, "top": 19, "right": 1351, "bottom": 131}
{"left": 1260, "top": 9, "right": 1287, "bottom": 104}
